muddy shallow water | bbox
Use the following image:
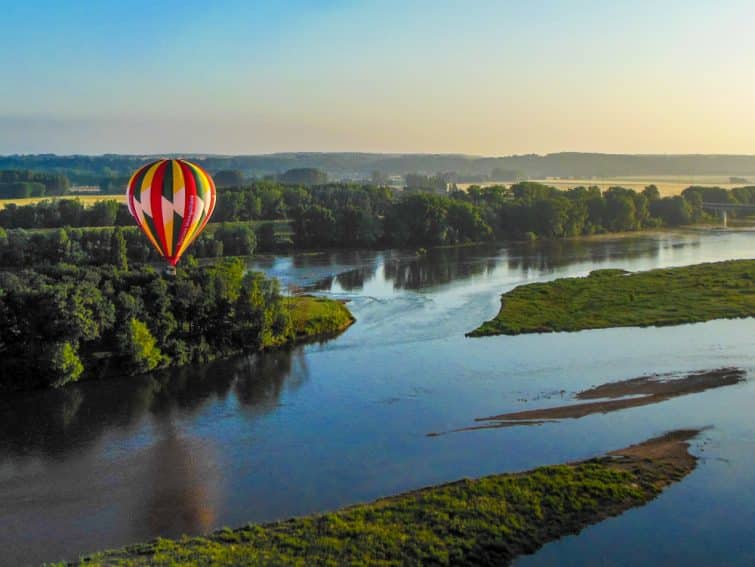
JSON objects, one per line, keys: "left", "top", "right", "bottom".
{"left": 1, "top": 230, "right": 753, "bottom": 566}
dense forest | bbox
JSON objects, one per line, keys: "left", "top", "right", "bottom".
{"left": 3, "top": 181, "right": 753, "bottom": 256}
{"left": 0, "top": 259, "right": 302, "bottom": 392}
{"left": 0, "top": 223, "right": 261, "bottom": 267}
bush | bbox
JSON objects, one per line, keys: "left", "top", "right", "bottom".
{"left": 118, "top": 318, "right": 165, "bottom": 374}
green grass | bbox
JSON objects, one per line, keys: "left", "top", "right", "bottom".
{"left": 288, "top": 295, "right": 355, "bottom": 340}
{"left": 469, "top": 260, "right": 755, "bottom": 336}
{"left": 62, "top": 448, "right": 684, "bottom": 566}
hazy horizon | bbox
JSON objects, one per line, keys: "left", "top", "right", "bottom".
{"left": 3, "top": 1, "right": 755, "bottom": 155}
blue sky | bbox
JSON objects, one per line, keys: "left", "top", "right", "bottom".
{"left": 2, "top": 0, "right": 754, "bottom": 154}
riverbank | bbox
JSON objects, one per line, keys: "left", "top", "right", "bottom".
{"left": 0, "top": 258, "right": 355, "bottom": 392}
{"left": 61, "top": 430, "right": 700, "bottom": 566}
{"left": 469, "top": 259, "right": 755, "bottom": 336}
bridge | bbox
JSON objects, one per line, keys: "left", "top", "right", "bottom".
{"left": 701, "top": 202, "right": 755, "bottom": 227}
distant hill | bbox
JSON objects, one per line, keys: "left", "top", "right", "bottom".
{"left": 5, "top": 152, "right": 755, "bottom": 184}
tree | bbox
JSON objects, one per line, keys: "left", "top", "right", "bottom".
{"left": 111, "top": 227, "right": 128, "bottom": 270}
{"left": 0, "top": 181, "right": 45, "bottom": 198}
{"left": 87, "top": 200, "right": 119, "bottom": 226}
{"left": 604, "top": 187, "right": 638, "bottom": 231}
{"left": 118, "top": 318, "right": 164, "bottom": 374}
{"left": 642, "top": 185, "right": 660, "bottom": 201}
{"left": 214, "top": 170, "right": 245, "bottom": 188}
{"left": 649, "top": 196, "right": 692, "bottom": 226}
{"left": 533, "top": 197, "right": 570, "bottom": 237}
{"left": 293, "top": 205, "right": 337, "bottom": 247}
{"left": 214, "top": 223, "right": 257, "bottom": 256}
{"left": 279, "top": 168, "right": 327, "bottom": 186}
{"left": 257, "top": 222, "right": 277, "bottom": 251}
{"left": 47, "top": 341, "right": 84, "bottom": 387}
{"left": 338, "top": 205, "right": 380, "bottom": 246}
{"left": 446, "top": 200, "right": 492, "bottom": 242}
{"left": 682, "top": 186, "right": 734, "bottom": 204}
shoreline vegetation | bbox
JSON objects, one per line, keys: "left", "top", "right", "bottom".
{"left": 0, "top": 259, "right": 354, "bottom": 393}
{"left": 430, "top": 368, "right": 745, "bottom": 436}
{"left": 62, "top": 430, "right": 702, "bottom": 566}
{"left": 469, "top": 259, "right": 755, "bottom": 337}
{"left": 3, "top": 181, "right": 755, "bottom": 257}
{"left": 288, "top": 295, "right": 355, "bottom": 341}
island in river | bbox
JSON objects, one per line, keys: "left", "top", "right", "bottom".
{"left": 468, "top": 259, "right": 755, "bottom": 336}
{"left": 62, "top": 430, "right": 701, "bottom": 566}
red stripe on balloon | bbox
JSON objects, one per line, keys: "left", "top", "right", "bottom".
{"left": 174, "top": 159, "right": 198, "bottom": 262}
{"left": 150, "top": 160, "right": 168, "bottom": 256}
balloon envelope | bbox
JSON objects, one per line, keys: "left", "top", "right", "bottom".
{"left": 126, "top": 159, "right": 216, "bottom": 266}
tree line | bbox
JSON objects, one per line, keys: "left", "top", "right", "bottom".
{"left": 0, "top": 169, "right": 70, "bottom": 198}
{"left": 2, "top": 180, "right": 752, "bottom": 250}
{"left": 0, "top": 223, "right": 260, "bottom": 268}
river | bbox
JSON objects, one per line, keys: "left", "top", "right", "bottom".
{"left": 1, "top": 229, "right": 753, "bottom": 566}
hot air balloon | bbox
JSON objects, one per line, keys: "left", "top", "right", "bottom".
{"left": 126, "top": 159, "right": 216, "bottom": 274}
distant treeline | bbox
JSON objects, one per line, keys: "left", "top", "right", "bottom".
{"left": 0, "top": 169, "right": 70, "bottom": 198}
{"left": 0, "top": 259, "right": 293, "bottom": 391}
{"left": 0, "top": 223, "right": 262, "bottom": 268}
{"left": 2, "top": 182, "right": 753, "bottom": 254}
{"left": 7, "top": 152, "right": 755, "bottom": 180}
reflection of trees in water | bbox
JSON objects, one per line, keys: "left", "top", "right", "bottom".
{"left": 503, "top": 236, "right": 680, "bottom": 273}
{"left": 335, "top": 268, "right": 369, "bottom": 290}
{"left": 290, "top": 250, "right": 377, "bottom": 270}
{"left": 0, "top": 347, "right": 307, "bottom": 460}
{"left": 234, "top": 348, "right": 308, "bottom": 411}
{"left": 383, "top": 247, "right": 498, "bottom": 290}
{"left": 270, "top": 237, "right": 700, "bottom": 295}
{"left": 304, "top": 246, "right": 500, "bottom": 292}
{"left": 307, "top": 253, "right": 381, "bottom": 292}
{"left": 304, "top": 239, "right": 674, "bottom": 292}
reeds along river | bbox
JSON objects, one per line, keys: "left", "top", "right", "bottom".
{"left": 1, "top": 229, "right": 754, "bottom": 566}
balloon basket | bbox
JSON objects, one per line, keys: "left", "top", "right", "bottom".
{"left": 164, "top": 265, "right": 177, "bottom": 277}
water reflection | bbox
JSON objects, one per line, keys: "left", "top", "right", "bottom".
{"left": 504, "top": 236, "right": 700, "bottom": 273}
{"left": 267, "top": 234, "right": 707, "bottom": 295}
{"left": 0, "top": 348, "right": 305, "bottom": 460}
{"left": 139, "top": 420, "right": 219, "bottom": 537}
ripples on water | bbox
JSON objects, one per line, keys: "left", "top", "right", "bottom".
{"left": 0, "top": 230, "right": 753, "bottom": 566}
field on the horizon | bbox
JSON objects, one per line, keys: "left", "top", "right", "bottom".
{"left": 459, "top": 175, "right": 749, "bottom": 197}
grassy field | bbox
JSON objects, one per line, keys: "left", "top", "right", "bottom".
{"left": 0, "top": 194, "right": 124, "bottom": 209}
{"left": 61, "top": 430, "right": 699, "bottom": 566}
{"left": 469, "top": 260, "right": 755, "bottom": 336}
{"left": 458, "top": 175, "right": 747, "bottom": 197}
{"left": 288, "top": 295, "right": 355, "bottom": 340}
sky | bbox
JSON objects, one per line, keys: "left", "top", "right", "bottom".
{"left": 2, "top": 0, "right": 755, "bottom": 155}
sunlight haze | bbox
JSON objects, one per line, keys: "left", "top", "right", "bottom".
{"left": 2, "top": 0, "right": 755, "bottom": 154}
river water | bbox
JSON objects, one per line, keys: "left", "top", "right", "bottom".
{"left": 1, "top": 230, "right": 753, "bottom": 566}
